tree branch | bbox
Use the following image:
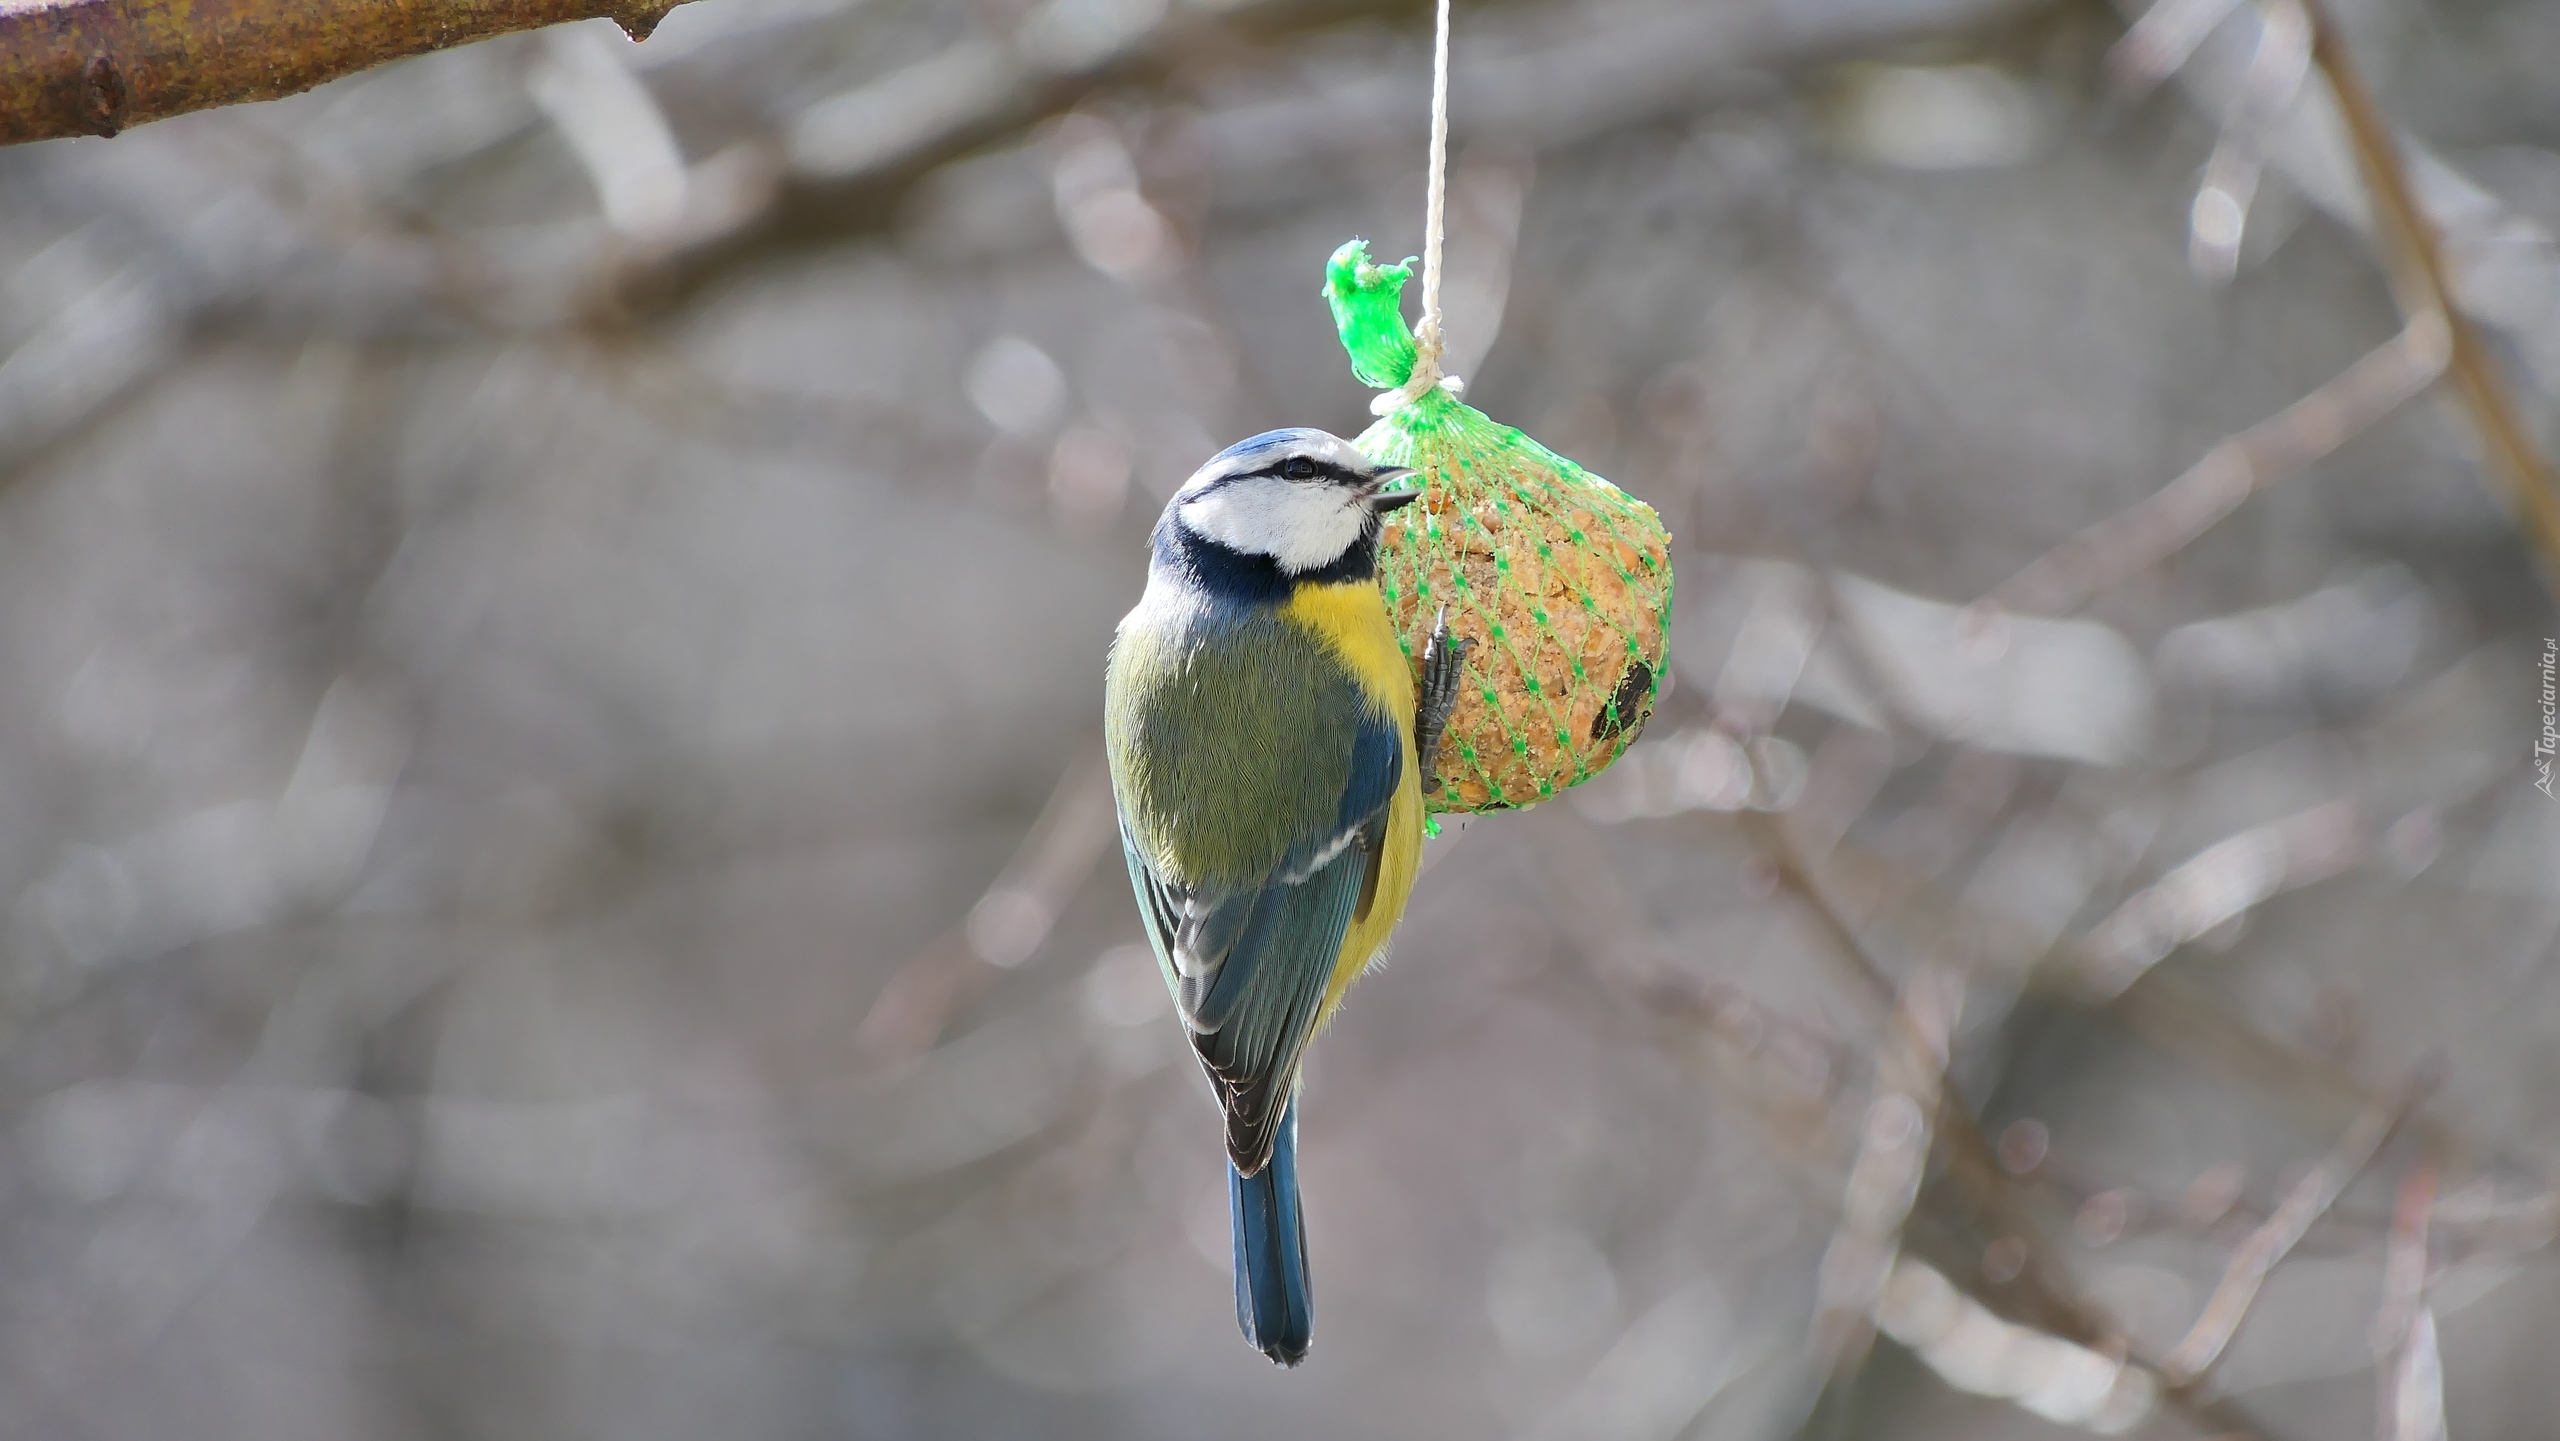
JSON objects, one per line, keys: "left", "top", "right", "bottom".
{"left": 2300, "top": 0, "right": 2560, "bottom": 595}
{"left": 2160, "top": 1072, "right": 2430, "bottom": 1385}
{"left": 0, "top": 0, "right": 691, "bottom": 145}
{"left": 1979, "top": 317, "right": 2446, "bottom": 617}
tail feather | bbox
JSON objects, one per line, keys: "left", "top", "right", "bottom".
{"left": 1228, "top": 1097, "right": 1311, "bottom": 1365}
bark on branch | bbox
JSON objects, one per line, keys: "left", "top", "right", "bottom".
{"left": 0, "top": 0, "right": 691, "bottom": 145}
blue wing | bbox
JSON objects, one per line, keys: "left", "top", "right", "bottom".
{"left": 1328, "top": 715, "right": 1403, "bottom": 868}
{"left": 1120, "top": 706, "right": 1402, "bottom": 1174}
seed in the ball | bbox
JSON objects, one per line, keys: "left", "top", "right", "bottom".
{"left": 1593, "top": 661, "right": 1655, "bottom": 741}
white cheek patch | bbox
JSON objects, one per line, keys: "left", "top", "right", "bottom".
{"left": 1179, "top": 476, "right": 1367, "bottom": 573}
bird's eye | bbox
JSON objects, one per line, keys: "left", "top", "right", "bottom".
{"left": 1281, "top": 458, "right": 1318, "bottom": 480}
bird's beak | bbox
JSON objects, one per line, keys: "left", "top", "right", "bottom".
{"left": 1364, "top": 467, "right": 1422, "bottom": 512}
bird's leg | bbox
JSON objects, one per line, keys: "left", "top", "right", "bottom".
{"left": 1415, "top": 607, "right": 1470, "bottom": 798}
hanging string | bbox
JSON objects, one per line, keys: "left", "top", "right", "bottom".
{"left": 1415, "top": 0, "right": 1451, "bottom": 373}
{"left": 1373, "top": 0, "right": 1462, "bottom": 415}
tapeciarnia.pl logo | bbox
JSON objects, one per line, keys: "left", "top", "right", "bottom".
{"left": 2538, "top": 638, "right": 2557, "bottom": 798}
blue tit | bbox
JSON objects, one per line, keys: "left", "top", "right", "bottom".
{"left": 1105, "top": 427, "right": 1467, "bottom": 1366}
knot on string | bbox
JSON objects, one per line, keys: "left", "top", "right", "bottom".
{"left": 1369, "top": 357, "right": 1464, "bottom": 415}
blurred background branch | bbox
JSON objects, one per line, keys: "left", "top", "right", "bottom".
{"left": 2298, "top": 0, "right": 2560, "bottom": 595}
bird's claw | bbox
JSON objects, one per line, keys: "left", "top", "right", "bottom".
{"left": 1416, "top": 607, "right": 1469, "bottom": 798}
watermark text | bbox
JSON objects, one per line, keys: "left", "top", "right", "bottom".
{"left": 2537, "top": 637, "right": 2556, "bottom": 798}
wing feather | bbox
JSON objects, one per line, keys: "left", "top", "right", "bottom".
{"left": 1191, "top": 843, "right": 1368, "bottom": 1172}
{"left": 1122, "top": 820, "right": 1185, "bottom": 995}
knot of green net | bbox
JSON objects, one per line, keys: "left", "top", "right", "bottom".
{"left": 1325, "top": 239, "right": 1469, "bottom": 447}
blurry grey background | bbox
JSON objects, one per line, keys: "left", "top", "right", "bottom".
{"left": 0, "top": 0, "right": 2556, "bottom": 1437}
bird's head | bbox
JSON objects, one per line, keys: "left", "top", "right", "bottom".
{"left": 1167, "top": 428, "right": 1418, "bottom": 576}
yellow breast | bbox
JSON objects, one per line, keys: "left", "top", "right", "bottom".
{"left": 1282, "top": 579, "right": 1416, "bottom": 720}
{"left": 1281, "top": 578, "right": 1424, "bottom": 1016}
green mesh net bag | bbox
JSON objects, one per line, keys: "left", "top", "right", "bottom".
{"left": 1325, "top": 240, "right": 1674, "bottom": 814}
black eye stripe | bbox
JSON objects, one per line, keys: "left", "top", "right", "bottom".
{"left": 1254, "top": 457, "right": 1360, "bottom": 483}
{"left": 1185, "top": 455, "right": 1367, "bottom": 491}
